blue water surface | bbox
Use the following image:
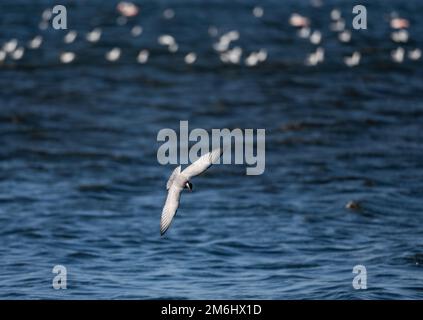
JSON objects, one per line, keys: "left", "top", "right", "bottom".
{"left": 0, "top": 0, "right": 422, "bottom": 299}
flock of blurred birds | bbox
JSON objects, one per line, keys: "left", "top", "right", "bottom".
{"left": 0, "top": 1, "right": 422, "bottom": 68}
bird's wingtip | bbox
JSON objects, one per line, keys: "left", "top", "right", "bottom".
{"left": 160, "top": 225, "right": 168, "bottom": 236}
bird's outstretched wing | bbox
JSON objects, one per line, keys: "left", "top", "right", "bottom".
{"left": 160, "top": 185, "right": 182, "bottom": 235}
{"left": 166, "top": 165, "right": 181, "bottom": 190}
{"left": 181, "top": 147, "right": 223, "bottom": 179}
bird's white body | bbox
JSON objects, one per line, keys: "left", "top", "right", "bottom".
{"left": 160, "top": 148, "right": 223, "bottom": 235}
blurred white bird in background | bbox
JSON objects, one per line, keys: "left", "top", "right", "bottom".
{"left": 344, "top": 51, "right": 361, "bottom": 67}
